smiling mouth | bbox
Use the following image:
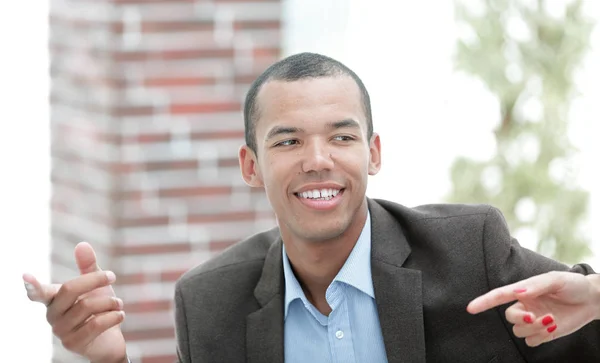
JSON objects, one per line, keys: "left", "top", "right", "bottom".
{"left": 294, "top": 188, "right": 344, "bottom": 201}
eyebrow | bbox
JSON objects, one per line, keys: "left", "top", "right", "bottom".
{"left": 329, "top": 119, "right": 361, "bottom": 130}
{"left": 264, "top": 119, "right": 361, "bottom": 141}
{"left": 265, "top": 126, "right": 302, "bottom": 141}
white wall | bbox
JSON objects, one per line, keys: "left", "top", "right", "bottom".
{"left": 0, "top": 2, "right": 52, "bottom": 361}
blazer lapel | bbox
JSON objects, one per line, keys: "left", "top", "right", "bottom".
{"left": 246, "top": 237, "right": 285, "bottom": 363}
{"left": 369, "top": 199, "right": 426, "bottom": 363}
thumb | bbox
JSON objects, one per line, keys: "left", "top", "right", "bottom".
{"left": 75, "top": 241, "right": 101, "bottom": 275}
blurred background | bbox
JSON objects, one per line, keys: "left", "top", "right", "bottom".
{"left": 2, "top": 0, "right": 598, "bottom": 361}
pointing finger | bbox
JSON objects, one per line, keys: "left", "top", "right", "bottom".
{"left": 467, "top": 272, "right": 561, "bottom": 314}
{"left": 467, "top": 285, "right": 524, "bottom": 314}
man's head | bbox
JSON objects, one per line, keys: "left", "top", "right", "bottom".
{"left": 238, "top": 52, "right": 381, "bottom": 243}
{"left": 244, "top": 52, "right": 373, "bottom": 154}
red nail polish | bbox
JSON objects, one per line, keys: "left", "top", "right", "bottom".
{"left": 542, "top": 316, "right": 554, "bottom": 326}
{"left": 514, "top": 288, "right": 527, "bottom": 293}
{"left": 523, "top": 315, "right": 533, "bottom": 324}
{"left": 547, "top": 325, "right": 557, "bottom": 333}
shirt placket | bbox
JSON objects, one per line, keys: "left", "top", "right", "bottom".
{"left": 326, "top": 283, "right": 357, "bottom": 363}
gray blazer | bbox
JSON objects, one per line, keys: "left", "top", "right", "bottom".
{"left": 173, "top": 199, "right": 600, "bottom": 362}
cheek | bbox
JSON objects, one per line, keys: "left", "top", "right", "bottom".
{"left": 261, "top": 162, "right": 290, "bottom": 193}
{"left": 336, "top": 149, "right": 370, "bottom": 170}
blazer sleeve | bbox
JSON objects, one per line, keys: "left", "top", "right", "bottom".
{"left": 174, "top": 282, "right": 191, "bottom": 363}
{"left": 482, "top": 206, "right": 600, "bottom": 362}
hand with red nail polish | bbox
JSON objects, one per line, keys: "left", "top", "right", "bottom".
{"left": 467, "top": 271, "right": 600, "bottom": 347}
{"left": 542, "top": 316, "right": 554, "bottom": 326}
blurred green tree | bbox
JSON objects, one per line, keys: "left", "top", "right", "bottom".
{"left": 448, "top": 0, "right": 595, "bottom": 263}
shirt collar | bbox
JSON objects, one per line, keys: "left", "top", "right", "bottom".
{"left": 282, "top": 210, "right": 374, "bottom": 318}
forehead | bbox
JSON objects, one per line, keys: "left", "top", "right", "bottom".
{"left": 254, "top": 76, "right": 366, "bottom": 133}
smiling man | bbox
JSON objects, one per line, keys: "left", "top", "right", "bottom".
{"left": 25, "top": 52, "right": 600, "bottom": 363}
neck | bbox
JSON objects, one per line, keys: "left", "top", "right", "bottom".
{"left": 282, "top": 201, "right": 368, "bottom": 314}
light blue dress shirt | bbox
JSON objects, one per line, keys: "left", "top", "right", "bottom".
{"left": 282, "top": 211, "right": 388, "bottom": 363}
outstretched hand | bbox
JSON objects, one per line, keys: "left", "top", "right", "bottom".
{"left": 23, "top": 242, "right": 127, "bottom": 363}
{"left": 467, "top": 271, "right": 600, "bottom": 347}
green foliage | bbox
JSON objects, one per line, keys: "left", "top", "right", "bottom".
{"left": 448, "top": 0, "right": 594, "bottom": 264}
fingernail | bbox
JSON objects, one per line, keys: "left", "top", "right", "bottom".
{"left": 542, "top": 316, "right": 554, "bottom": 326}
{"left": 514, "top": 288, "right": 527, "bottom": 293}
{"left": 106, "top": 271, "right": 116, "bottom": 283}
{"left": 547, "top": 325, "right": 557, "bottom": 333}
{"left": 523, "top": 314, "right": 533, "bottom": 324}
{"left": 24, "top": 282, "right": 35, "bottom": 292}
{"left": 114, "top": 298, "right": 123, "bottom": 309}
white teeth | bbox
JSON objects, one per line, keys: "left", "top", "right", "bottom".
{"left": 297, "top": 188, "right": 341, "bottom": 199}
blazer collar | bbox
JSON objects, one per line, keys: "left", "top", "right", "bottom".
{"left": 368, "top": 198, "right": 426, "bottom": 363}
{"left": 247, "top": 235, "right": 285, "bottom": 363}
{"left": 246, "top": 198, "right": 426, "bottom": 363}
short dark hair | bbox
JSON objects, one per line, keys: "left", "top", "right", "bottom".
{"left": 243, "top": 52, "right": 373, "bottom": 153}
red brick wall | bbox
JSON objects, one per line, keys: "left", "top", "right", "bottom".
{"left": 49, "top": 1, "right": 281, "bottom": 362}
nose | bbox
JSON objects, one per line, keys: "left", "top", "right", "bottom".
{"left": 301, "top": 140, "right": 335, "bottom": 173}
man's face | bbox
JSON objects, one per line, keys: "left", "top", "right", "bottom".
{"left": 239, "top": 76, "right": 381, "bottom": 242}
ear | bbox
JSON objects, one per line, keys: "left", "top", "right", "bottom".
{"left": 239, "top": 145, "right": 264, "bottom": 187}
{"left": 368, "top": 133, "right": 381, "bottom": 176}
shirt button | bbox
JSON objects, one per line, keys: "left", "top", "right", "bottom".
{"left": 335, "top": 330, "right": 344, "bottom": 339}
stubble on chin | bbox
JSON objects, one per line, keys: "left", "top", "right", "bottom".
{"left": 286, "top": 218, "right": 350, "bottom": 244}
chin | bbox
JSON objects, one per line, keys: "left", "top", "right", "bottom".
{"left": 303, "top": 232, "right": 345, "bottom": 243}
{"left": 296, "top": 221, "right": 349, "bottom": 243}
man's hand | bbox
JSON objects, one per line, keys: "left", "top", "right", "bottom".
{"left": 24, "top": 242, "right": 128, "bottom": 363}
{"left": 467, "top": 271, "right": 600, "bottom": 347}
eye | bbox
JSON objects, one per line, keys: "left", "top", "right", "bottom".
{"left": 275, "top": 139, "right": 299, "bottom": 147}
{"left": 333, "top": 135, "right": 355, "bottom": 142}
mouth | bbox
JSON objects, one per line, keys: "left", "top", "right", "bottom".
{"left": 293, "top": 188, "right": 345, "bottom": 210}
